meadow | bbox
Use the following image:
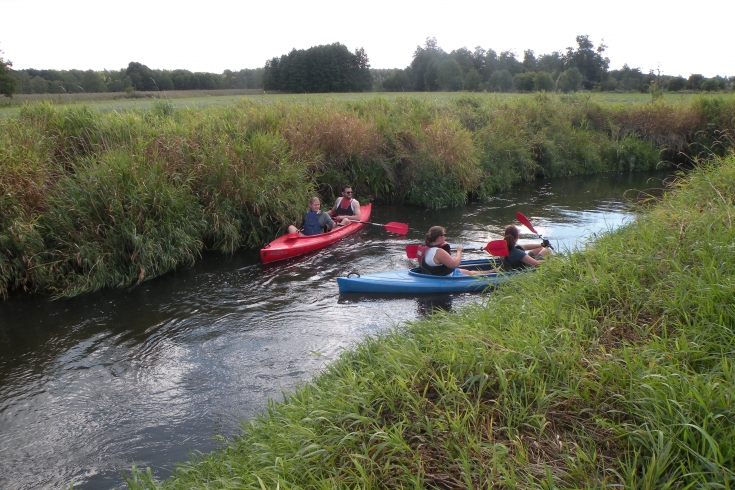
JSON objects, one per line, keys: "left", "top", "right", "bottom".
{"left": 125, "top": 152, "right": 735, "bottom": 489}
{"left": 1, "top": 92, "right": 734, "bottom": 298}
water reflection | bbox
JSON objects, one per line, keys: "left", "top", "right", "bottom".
{"left": 338, "top": 292, "right": 455, "bottom": 317}
{"left": 0, "top": 171, "right": 672, "bottom": 490}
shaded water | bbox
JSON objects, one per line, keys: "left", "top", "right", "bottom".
{"left": 0, "top": 171, "right": 671, "bottom": 489}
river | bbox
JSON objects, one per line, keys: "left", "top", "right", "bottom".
{"left": 0, "top": 171, "right": 671, "bottom": 489}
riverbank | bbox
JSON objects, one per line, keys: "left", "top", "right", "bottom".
{"left": 127, "top": 154, "right": 735, "bottom": 488}
{"left": 2, "top": 94, "right": 734, "bottom": 298}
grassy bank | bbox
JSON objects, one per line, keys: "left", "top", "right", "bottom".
{"left": 126, "top": 153, "right": 735, "bottom": 488}
{"left": 2, "top": 94, "right": 734, "bottom": 298}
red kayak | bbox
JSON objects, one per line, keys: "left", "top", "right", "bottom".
{"left": 260, "top": 203, "right": 372, "bottom": 263}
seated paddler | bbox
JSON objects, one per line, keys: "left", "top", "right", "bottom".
{"left": 329, "top": 184, "right": 362, "bottom": 226}
{"left": 287, "top": 197, "right": 336, "bottom": 236}
{"left": 418, "top": 226, "right": 489, "bottom": 276}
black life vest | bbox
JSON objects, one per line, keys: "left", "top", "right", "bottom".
{"left": 334, "top": 197, "right": 355, "bottom": 216}
{"left": 420, "top": 247, "right": 454, "bottom": 276}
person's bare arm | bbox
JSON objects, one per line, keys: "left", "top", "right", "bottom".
{"left": 435, "top": 246, "right": 463, "bottom": 269}
{"left": 350, "top": 200, "right": 362, "bottom": 221}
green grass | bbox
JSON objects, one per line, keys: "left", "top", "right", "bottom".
{"left": 125, "top": 153, "right": 735, "bottom": 489}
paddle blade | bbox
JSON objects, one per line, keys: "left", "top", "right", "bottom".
{"left": 516, "top": 212, "right": 538, "bottom": 235}
{"left": 384, "top": 222, "right": 409, "bottom": 235}
{"left": 405, "top": 245, "right": 419, "bottom": 258}
{"left": 485, "top": 239, "right": 509, "bottom": 257}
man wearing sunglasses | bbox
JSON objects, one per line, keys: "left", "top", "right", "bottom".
{"left": 329, "top": 184, "right": 362, "bottom": 226}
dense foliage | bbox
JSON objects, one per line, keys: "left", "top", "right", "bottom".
{"left": 8, "top": 63, "right": 263, "bottom": 95}
{"left": 263, "top": 43, "right": 372, "bottom": 93}
{"left": 2, "top": 94, "right": 734, "bottom": 298}
{"left": 384, "top": 35, "right": 735, "bottom": 94}
{"left": 0, "top": 47, "right": 16, "bottom": 98}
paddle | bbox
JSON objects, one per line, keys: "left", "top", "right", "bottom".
{"left": 516, "top": 212, "right": 554, "bottom": 250}
{"left": 350, "top": 220, "right": 409, "bottom": 235}
{"left": 406, "top": 240, "right": 508, "bottom": 258}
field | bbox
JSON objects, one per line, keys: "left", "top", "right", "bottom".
{"left": 0, "top": 89, "right": 718, "bottom": 118}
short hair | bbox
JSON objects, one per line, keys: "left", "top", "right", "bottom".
{"left": 342, "top": 184, "right": 352, "bottom": 193}
{"left": 308, "top": 196, "right": 320, "bottom": 205}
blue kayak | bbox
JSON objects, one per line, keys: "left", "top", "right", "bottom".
{"left": 337, "top": 259, "right": 528, "bottom": 294}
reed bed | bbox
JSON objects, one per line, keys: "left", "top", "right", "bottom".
{"left": 125, "top": 153, "right": 735, "bottom": 489}
{"left": 1, "top": 94, "right": 734, "bottom": 298}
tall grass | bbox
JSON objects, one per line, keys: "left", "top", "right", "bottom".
{"left": 1, "top": 94, "right": 734, "bottom": 298}
{"left": 125, "top": 153, "right": 735, "bottom": 489}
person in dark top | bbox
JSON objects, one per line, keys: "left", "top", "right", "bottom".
{"left": 501, "top": 225, "right": 551, "bottom": 270}
{"left": 329, "top": 185, "right": 362, "bottom": 226}
{"left": 287, "top": 197, "right": 336, "bottom": 236}
{"left": 419, "top": 226, "right": 489, "bottom": 276}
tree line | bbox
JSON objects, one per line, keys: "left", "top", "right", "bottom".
{"left": 380, "top": 36, "right": 734, "bottom": 94}
{"left": 5, "top": 62, "right": 263, "bottom": 95}
{"left": 2, "top": 36, "right": 734, "bottom": 97}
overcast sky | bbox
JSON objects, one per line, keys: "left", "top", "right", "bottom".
{"left": 3, "top": 0, "right": 732, "bottom": 78}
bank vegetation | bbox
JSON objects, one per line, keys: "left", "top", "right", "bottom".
{"left": 125, "top": 151, "right": 735, "bottom": 488}
{"left": 1, "top": 94, "right": 734, "bottom": 298}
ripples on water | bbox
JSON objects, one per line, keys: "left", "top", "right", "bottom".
{"left": 0, "top": 171, "right": 671, "bottom": 489}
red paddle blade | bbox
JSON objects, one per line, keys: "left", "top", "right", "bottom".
{"left": 405, "top": 245, "right": 419, "bottom": 258}
{"left": 484, "top": 239, "right": 509, "bottom": 257}
{"left": 516, "top": 212, "right": 538, "bottom": 235}
{"left": 384, "top": 222, "right": 409, "bottom": 235}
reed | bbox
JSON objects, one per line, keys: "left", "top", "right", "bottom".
{"left": 2, "top": 94, "right": 735, "bottom": 298}
{"left": 124, "top": 152, "right": 735, "bottom": 488}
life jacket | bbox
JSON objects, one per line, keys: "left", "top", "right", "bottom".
{"left": 420, "top": 247, "right": 454, "bottom": 276}
{"left": 334, "top": 197, "right": 355, "bottom": 216}
{"left": 501, "top": 245, "right": 527, "bottom": 271}
{"left": 302, "top": 210, "right": 324, "bottom": 236}
{"left": 416, "top": 243, "right": 449, "bottom": 261}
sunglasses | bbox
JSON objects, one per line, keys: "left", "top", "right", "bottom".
{"left": 344, "top": 191, "right": 353, "bottom": 194}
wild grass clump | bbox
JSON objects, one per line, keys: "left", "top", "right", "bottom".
{"left": 39, "top": 151, "right": 206, "bottom": 297}
{"left": 126, "top": 154, "right": 735, "bottom": 488}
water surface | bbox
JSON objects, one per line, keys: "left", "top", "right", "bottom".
{"left": 0, "top": 171, "right": 671, "bottom": 489}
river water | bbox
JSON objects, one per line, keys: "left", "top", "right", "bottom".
{"left": 0, "top": 171, "right": 671, "bottom": 489}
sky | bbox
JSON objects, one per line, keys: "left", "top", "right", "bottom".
{"left": 2, "top": 0, "right": 732, "bottom": 78}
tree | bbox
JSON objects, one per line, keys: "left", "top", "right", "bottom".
{"left": 701, "top": 76, "right": 726, "bottom": 92}
{"left": 409, "top": 37, "right": 445, "bottom": 91}
{"left": 450, "top": 47, "right": 474, "bottom": 75}
{"left": 534, "top": 71, "right": 555, "bottom": 92}
{"left": 489, "top": 69, "right": 513, "bottom": 92}
{"left": 126, "top": 62, "right": 157, "bottom": 91}
{"left": 484, "top": 49, "right": 499, "bottom": 81}
{"left": 522, "top": 50, "right": 537, "bottom": 72}
{"left": 81, "top": 70, "right": 107, "bottom": 92}
{"left": 686, "top": 74, "right": 705, "bottom": 91}
{"left": 29, "top": 75, "right": 48, "bottom": 94}
{"left": 513, "top": 72, "right": 535, "bottom": 92}
{"left": 497, "top": 51, "right": 524, "bottom": 76}
{"left": 667, "top": 76, "right": 686, "bottom": 92}
{"left": 464, "top": 68, "right": 481, "bottom": 91}
{"left": 382, "top": 69, "right": 410, "bottom": 91}
{"left": 437, "top": 58, "right": 464, "bottom": 91}
{"left": 556, "top": 67, "right": 583, "bottom": 93}
{"left": 0, "top": 48, "right": 17, "bottom": 98}
{"left": 563, "top": 35, "right": 609, "bottom": 90}
{"left": 537, "top": 52, "right": 564, "bottom": 78}
{"left": 263, "top": 43, "right": 372, "bottom": 93}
